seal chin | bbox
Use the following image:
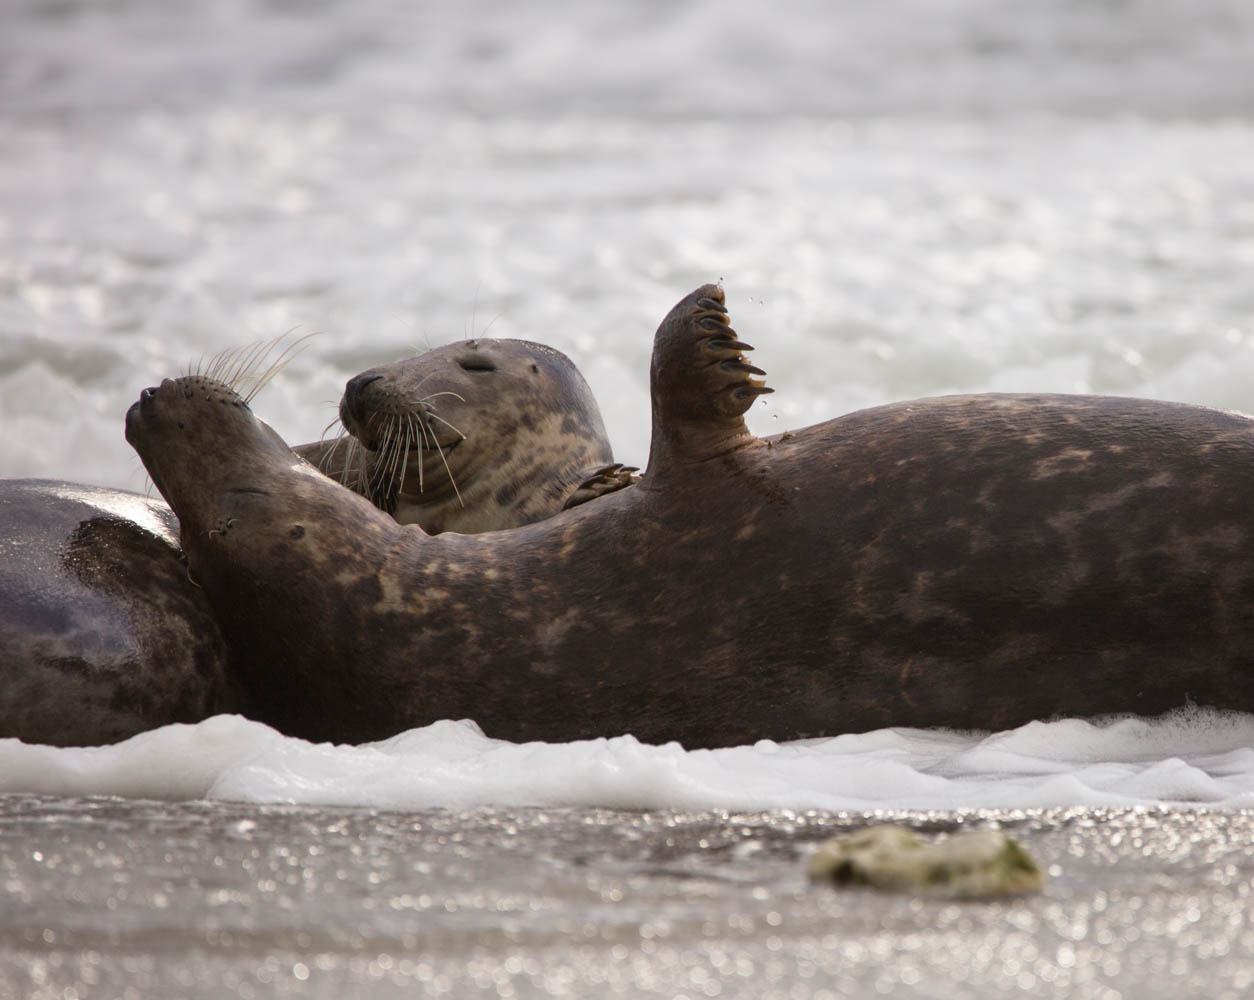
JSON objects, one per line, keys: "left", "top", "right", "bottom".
{"left": 123, "top": 398, "right": 143, "bottom": 440}
{"left": 124, "top": 385, "right": 181, "bottom": 503}
{"left": 123, "top": 385, "right": 164, "bottom": 447}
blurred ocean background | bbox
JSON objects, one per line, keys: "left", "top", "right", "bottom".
{"left": 3, "top": 0, "right": 1253, "bottom": 493}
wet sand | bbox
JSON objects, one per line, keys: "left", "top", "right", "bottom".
{"left": 2, "top": 795, "right": 1251, "bottom": 998}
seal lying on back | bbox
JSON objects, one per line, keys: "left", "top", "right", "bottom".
{"left": 295, "top": 338, "right": 634, "bottom": 534}
{"left": 125, "top": 285, "right": 1254, "bottom": 747}
{"left": 0, "top": 340, "right": 630, "bottom": 745}
{"left": 0, "top": 481, "right": 243, "bottom": 745}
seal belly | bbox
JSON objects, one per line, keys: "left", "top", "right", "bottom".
{"left": 741, "top": 394, "right": 1254, "bottom": 736}
{"left": 0, "top": 480, "right": 242, "bottom": 746}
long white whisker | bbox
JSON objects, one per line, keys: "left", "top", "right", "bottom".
{"left": 243, "top": 332, "right": 317, "bottom": 403}
{"left": 479, "top": 313, "right": 501, "bottom": 338}
{"left": 351, "top": 439, "right": 367, "bottom": 492}
{"left": 416, "top": 391, "right": 466, "bottom": 404}
{"left": 364, "top": 420, "right": 385, "bottom": 495}
{"left": 406, "top": 371, "right": 440, "bottom": 397}
{"left": 339, "top": 437, "right": 357, "bottom": 487}
{"left": 408, "top": 411, "right": 423, "bottom": 494}
{"left": 430, "top": 434, "right": 463, "bottom": 509}
{"left": 319, "top": 432, "right": 348, "bottom": 474}
{"left": 412, "top": 412, "right": 438, "bottom": 494}
{"left": 385, "top": 416, "right": 405, "bottom": 502}
{"left": 203, "top": 346, "right": 232, "bottom": 382}
{"left": 369, "top": 417, "right": 396, "bottom": 495}
{"left": 318, "top": 416, "right": 343, "bottom": 443}
{"left": 231, "top": 340, "right": 269, "bottom": 385}
{"left": 394, "top": 419, "right": 412, "bottom": 505}
{"left": 426, "top": 412, "right": 467, "bottom": 441}
{"left": 220, "top": 339, "right": 266, "bottom": 389}
{"left": 379, "top": 416, "right": 404, "bottom": 503}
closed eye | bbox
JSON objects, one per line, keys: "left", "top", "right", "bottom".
{"left": 457, "top": 358, "right": 497, "bottom": 372}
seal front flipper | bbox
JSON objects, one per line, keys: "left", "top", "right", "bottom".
{"left": 562, "top": 463, "right": 640, "bottom": 510}
{"left": 646, "top": 284, "right": 773, "bottom": 469}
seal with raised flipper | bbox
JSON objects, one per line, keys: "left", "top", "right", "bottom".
{"left": 293, "top": 338, "right": 635, "bottom": 534}
{"left": 125, "top": 284, "right": 1254, "bottom": 747}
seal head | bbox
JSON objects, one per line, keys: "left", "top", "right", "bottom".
{"left": 298, "top": 339, "right": 634, "bottom": 534}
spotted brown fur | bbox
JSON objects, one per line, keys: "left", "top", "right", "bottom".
{"left": 125, "top": 286, "right": 1254, "bottom": 747}
{"left": 0, "top": 481, "right": 245, "bottom": 745}
{"left": 293, "top": 339, "right": 635, "bottom": 533}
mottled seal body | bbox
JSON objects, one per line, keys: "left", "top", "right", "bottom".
{"left": 0, "top": 338, "right": 634, "bottom": 745}
{"left": 296, "top": 338, "right": 634, "bottom": 534}
{"left": 125, "top": 285, "right": 1254, "bottom": 747}
{"left": 0, "top": 480, "right": 242, "bottom": 745}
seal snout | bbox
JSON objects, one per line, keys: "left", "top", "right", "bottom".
{"left": 341, "top": 372, "right": 385, "bottom": 432}
{"left": 125, "top": 380, "right": 176, "bottom": 444}
{"left": 136, "top": 382, "right": 166, "bottom": 417}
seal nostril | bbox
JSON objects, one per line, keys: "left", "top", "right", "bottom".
{"left": 346, "top": 372, "right": 384, "bottom": 395}
{"left": 343, "top": 372, "right": 385, "bottom": 423}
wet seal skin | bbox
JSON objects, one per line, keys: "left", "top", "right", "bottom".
{"left": 0, "top": 341, "right": 633, "bottom": 745}
{"left": 0, "top": 481, "right": 246, "bottom": 746}
{"left": 126, "top": 284, "right": 1254, "bottom": 748}
{"left": 292, "top": 339, "right": 635, "bottom": 534}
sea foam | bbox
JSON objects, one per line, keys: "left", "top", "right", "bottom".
{"left": 4, "top": 707, "right": 1253, "bottom": 811}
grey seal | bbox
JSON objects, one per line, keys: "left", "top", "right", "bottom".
{"left": 0, "top": 339, "right": 630, "bottom": 745}
{"left": 124, "top": 284, "right": 1254, "bottom": 747}
{"left": 296, "top": 338, "right": 634, "bottom": 534}
{"left": 0, "top": 480, "right": 243, "bottom": 745}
